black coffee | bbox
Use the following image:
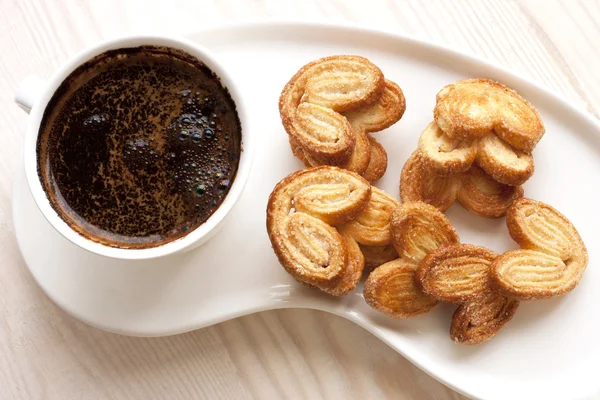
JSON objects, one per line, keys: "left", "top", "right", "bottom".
{"left": 37, "top": 46, "right": 242, "bottom": 249}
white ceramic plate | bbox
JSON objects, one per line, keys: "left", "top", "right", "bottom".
{"left": 13, "top": 22, "right": 600, "bottom": 400}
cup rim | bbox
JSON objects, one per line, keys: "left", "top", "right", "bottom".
{"left": 22, "top": 35, "right": 253, "bottom": 260}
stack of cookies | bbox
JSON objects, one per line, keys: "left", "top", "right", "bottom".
{"left": 364, "top": 201, "right": 521, "bottom": 344}
{"left": 267, "top": 166, "right": 379, "bottom": 297}
{"left": 402, "top": 78, "right": 545, "bottom": 217}
{"left": 279, "top": 55, "right": 406, "bottom": 182}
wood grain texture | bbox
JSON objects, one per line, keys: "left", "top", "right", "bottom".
{"left": 0, "top": 0, "right": 598, "bottom": 399}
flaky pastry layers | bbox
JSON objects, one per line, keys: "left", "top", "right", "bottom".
{"left": 419, "top": 121, "right": 535, "bottom": 187}
{"left": 279, "top": 56, "right": 406, "bottom": 182}
{"left": 267, "top": 166, "right": 371, "bottom": 296}
{"left": 491, "top": 198, "right": 588, "bottom": 300}
{"left": 450, "top": 290, "right": 520, "bottom": 345}
{"left": 338, "top": 186, "right": 400, "bottom": 273}
{"left": 338, "top": 187, "right": 399, "bottom": 247}
{"left": 416, "top": 244, "right": 498, "bottom": 303}
{"left": 435, "top": 79, "right": 544, "bottom": 150}
{"left": 364, "top": 202, "right": 519, "bottom": 344}
{"left": 364, "top": 202, "right": 458, "bottom": 319}
{"left": 416, "top": 244, "right": 519, "bottom": 344}
{"left": 359, "top": 244, "right": 399, "bottom": 272}
{"left": 418, "top": 79, "right": 544, "bottom": 187}
{"left": 400, "top": 150, "right": 524, "bottom": 218}
{"left": 267, "top": 166, "right": 403, "bottom": 296}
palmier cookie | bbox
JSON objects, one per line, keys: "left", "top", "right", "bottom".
{"left": 491, "top": 198, "right": 588, "bottom": 300}
{"left": 418, "top": 121, "right": 534, "bottom": 186}
{"left": 279, "top": 56, "right": 406, "bottom": 182}
{"left": 338, "top": 187, "right": 399, "bottom": 247}
{"left": 450, "top": 290, "right": 520, "bottom": 345}
{"left": 400, "top": 150, "right": 523, "bottom": 218}
{"left": 338, "top": 186, "right": 399, "bottom": 272}
{"left": 364, "top": 202, "right": 458, "bottom": 318}
{"left": 390, "top": 202, "right": 459, "bottom": 265}
{"left": 364, "top": 259, "right": 439, "bottom": 318}
{"left": 267, "top": 166, "right": 370, "bottom": 296}
{"left": 417, "top": 244, "right": 519, "bottom": 344}
{"left": 434, "top": 78, "right": 545, "bottom": 151}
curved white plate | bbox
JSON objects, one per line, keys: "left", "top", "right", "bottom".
{"left": 13, "top": 22, "right": 600, "bottom": 400}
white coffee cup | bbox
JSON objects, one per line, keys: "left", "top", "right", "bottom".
{"left": 14, "top": 36, "right": 253, "bottom": 260}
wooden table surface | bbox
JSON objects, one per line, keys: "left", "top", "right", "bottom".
{"left": 1, "top": 1, "right": 598, "bottom": 399}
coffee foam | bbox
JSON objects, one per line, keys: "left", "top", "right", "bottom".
{"left": 37, "top": 46, "right": 241, "bottom": 249}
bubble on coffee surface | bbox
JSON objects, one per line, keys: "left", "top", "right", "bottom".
{"left": 36, "top": 46, "right": 242, "bottom": 249}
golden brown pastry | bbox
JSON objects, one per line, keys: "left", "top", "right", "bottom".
{"left": 338, "top": 186, "right": 399, "bottom": 273}
{"left": 415, "top": 243, "right": 519, "bottom": 344}
{"left": 457, "top": 165, "right": 524, "bottom": 218}
{"left": 344, "top": 80, "right": 406, "bottom": 131}
{"left": 450, "top": 290, "right": 519, "bottom": 345}
{"left": 359, "top": 244, "right": 399, "bottom": 271}
{"left": 418, "top": 121, "right": 535, "bottom": 186}
{"left": 362, "top": 136, "right": 388, "bottom": 183}
{"left": 416, "top": 244, "right": 498, "bottom": 303}
{"left": 400, "top": 150, "right": 523, "bottom": 217}
{"left": 434, "top": 78, "right": 544, "bottom": 151}
{"left": 270, "top": 73, "right": 588, "bottom": 347}
{"left": 364, "top": 259, "right": 438, "bottom": 318}
{"left": 491, "top": 198, "right": 588, "bottom": 300}
{"left": 279, "top": 56, "right": 406, "bottom": 182}
{"left": 267, "top": 166, "right": 371, "bottom": 295}
{"left": 390, "top": 202, "right": 459, "bottom": 264}
{"left": 400, "top": 151, "right": 460, "bottom": 212}
{"left": 476, "top": 133, "right": 534, "bottom": 186}
{"left": 414, "top": 78, "right": 544, "bottom": 187}
{"left": 364, "top": 202, "right": 458, "bottom": 318}
{"left": 418, "top": 121, "right": 477, "bottom": 175}
{"left": 365, "top": 203, "right": 517, "bottom": 343}
{"left": 324, "top": 235, "right": 366, "bottom": 296}
{"left": 338, "top": 187, "right": 399, "bottom": 247}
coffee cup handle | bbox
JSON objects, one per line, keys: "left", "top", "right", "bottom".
{"left": 14, "top": 75, "right": 47, "bottom": 114}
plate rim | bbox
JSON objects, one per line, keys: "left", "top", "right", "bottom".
{"left": 184, "top": 19, "right": 600, "bottom": 130}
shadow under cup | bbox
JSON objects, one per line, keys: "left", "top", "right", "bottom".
{"left": 36, "top": 45, "right": 243, "bottom": 251}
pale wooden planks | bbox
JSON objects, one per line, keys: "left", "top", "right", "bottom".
{"left": 0, "top": 0, "right": 598, "bottom": 399}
